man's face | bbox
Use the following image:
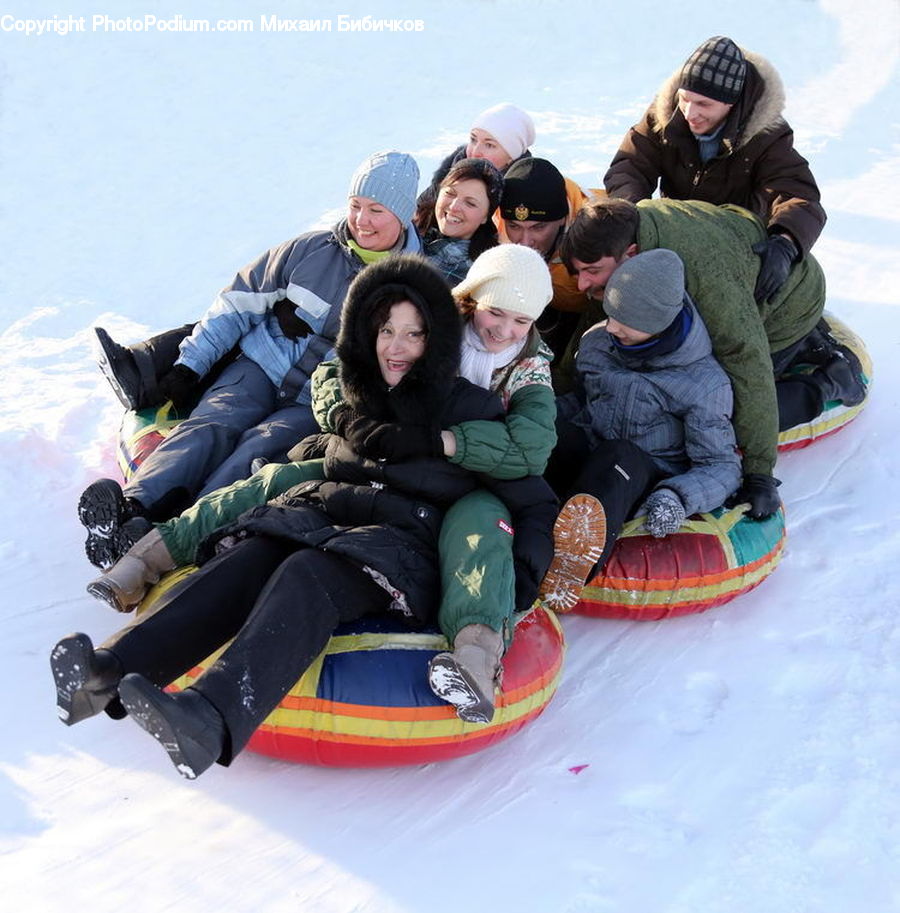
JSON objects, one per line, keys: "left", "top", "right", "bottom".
{"left": 569, "top": 254, "right": 629, "bottom": 300}
{"left": 677, "top": 88, "right": 733, "bottom": 136}
{"left": 504, "top": 217, "right": 566, "bottom": 256}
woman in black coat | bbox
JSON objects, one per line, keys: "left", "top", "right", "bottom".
{"left": 50, "top": 256, "right": 526, "bottom": 780}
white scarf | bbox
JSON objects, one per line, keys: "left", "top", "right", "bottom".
{"left": 459, "top": 320, "right": 526, "bottom": 391}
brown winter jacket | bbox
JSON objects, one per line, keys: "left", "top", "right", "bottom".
{"left": 603, "top": 51, "right": 826, "bottom": 256}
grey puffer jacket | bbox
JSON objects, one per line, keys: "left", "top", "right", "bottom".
{"left": 558, "top": 300, "right": 741, "bottom": 516}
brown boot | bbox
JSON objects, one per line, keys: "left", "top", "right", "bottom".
{"left": 86, "top": 529, "right": 175, "bottom": 612}
{"left": 427, "top": 623, "right": 504, "bottom": 724}
{"left": 539, "top": 493, "right": 606, "bottom": 612}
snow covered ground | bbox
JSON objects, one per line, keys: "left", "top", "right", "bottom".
{"left": 2, "top": 1, "right": 899, "bottom": 910}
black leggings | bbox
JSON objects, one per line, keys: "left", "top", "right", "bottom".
{"left": 546, "top": 421, "right": 663, "bottom": 573}
{"left": 103, "top": 536, "right": 390, "bottom": 763}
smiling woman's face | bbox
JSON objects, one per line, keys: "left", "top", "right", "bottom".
{"left": 347, "top": 196, "right": 402, "bottom": 251}
{"left": 376, "top": 300, "right": 427, "bottom": 386}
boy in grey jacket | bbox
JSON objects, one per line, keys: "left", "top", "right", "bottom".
{"left": 540, "top": 249, "right": 741, "bottom": 611}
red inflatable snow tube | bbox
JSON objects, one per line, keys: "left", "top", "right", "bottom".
{"left": 141, "top": 570, "right": 565, "bottom": 767}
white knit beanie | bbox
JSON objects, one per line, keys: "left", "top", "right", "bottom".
{"left": 470, "top": 103, "right": 536, "bottom": 161}
{"left": 452, "top": 244, "right": 552, "bottom": 321}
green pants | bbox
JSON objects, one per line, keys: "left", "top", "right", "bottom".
{"left": 438, "top": 488, "right": 516, "bottom": 646}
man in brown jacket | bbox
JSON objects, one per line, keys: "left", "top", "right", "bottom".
{"left": 603, "top": 36, "right": 826, "bottom": 306}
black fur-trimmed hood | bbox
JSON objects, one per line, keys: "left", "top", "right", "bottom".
{"left": 335, "top": 254, "right": 462, "bottom": 426}
{"left": 651, "top": 50, "right": 786, "bottom": 151}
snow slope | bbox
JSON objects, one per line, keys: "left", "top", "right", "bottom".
{"left": 2, "top": 1, "right": 899, "bottom": 911}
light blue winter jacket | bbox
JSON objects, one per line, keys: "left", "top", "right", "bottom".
{"left": 558, "top": 300, "right": 742, "bottom": 516}
{"left": 175, "top": 220, "right": 421, "bottom": 405}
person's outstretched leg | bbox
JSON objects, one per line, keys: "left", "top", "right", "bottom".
{"left": 51, "top": 536, "right": 293, "bottom": 726}
{"left": 118, "top": 549, "right": 390, "bottom": 777}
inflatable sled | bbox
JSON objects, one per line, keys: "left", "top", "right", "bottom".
{"left": 570, "top": 503, "right": 786, "bottom": 621}
{"left": 141, "top": 568, "right": 564, "bottom": 767}
{"left": 776, "top": 314, "right": 873, "bottom": 452}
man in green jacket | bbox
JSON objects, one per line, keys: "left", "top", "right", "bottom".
{"left": 558, "top": 197, "right": 866, "bottom": 519}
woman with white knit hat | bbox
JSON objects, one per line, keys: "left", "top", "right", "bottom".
{"left": 416, "top": 102, "right": 536, "bottom": 215}
{"left": 426, "top": 243, "right": 559, "bottom": 722}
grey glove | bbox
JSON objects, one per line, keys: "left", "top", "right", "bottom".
{"left": 641, "top": 489, "right": 686, "bottom": 538}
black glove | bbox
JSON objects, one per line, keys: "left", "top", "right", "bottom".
{"left": 752, "top": 235, "right": 798, "bottom": 304}
{"left": 273, "top": 299, "right": 313, "bottom": 340}
{"left": 157, "top": 364, "right": 199, "bottom": 409}
{"left": 286, "top": 432, "right": 330, "bottom": 462}
{"left": 726, "top": 473, "right": 782, "bottom": 520}
{"left": 357, "top": 422, "right": 443, "bottom": 462}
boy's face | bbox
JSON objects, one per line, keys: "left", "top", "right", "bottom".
{"left": 605, "top": 316, "right": 654, "bottom": 346}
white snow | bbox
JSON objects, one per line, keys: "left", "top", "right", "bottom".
{"left": 2, "top": 1, "right": 899, "bottom": 911}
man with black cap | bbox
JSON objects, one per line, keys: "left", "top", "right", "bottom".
{"left": 539, "top": 249, "right": 741, "bottom": 611}
{"left": 604, "top": 36, "right": 826, "bottom": 305}
{"left": 498, "top": 157, "right": 588, "bottom": 361}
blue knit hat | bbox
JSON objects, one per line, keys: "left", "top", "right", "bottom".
{"left": 348, "top": 151, "right": 420, "bottom": 225}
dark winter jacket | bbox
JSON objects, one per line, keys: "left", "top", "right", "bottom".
{"left": 174, "top": 220, "right": 421, "bottom": 406}
{"left": 604, "top": 51, "right": 826, "bottom": 255}
{"left": 198, "top": 256, "right": 552, "bottom": 625}
{"left": 559, "top": 300, "right": 741, "bottom": 516}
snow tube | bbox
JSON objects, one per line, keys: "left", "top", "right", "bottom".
{"left": 140, "top": 569, "right": 564, "bottom": 767}
{"left": 116, "top": 401, "right": 184, "bottom": 480}
{"left": 571, "top": 503, "right": 786, "bottom": 621}
{"left": 777, "top": 314, "right": 872, "bottom": 452}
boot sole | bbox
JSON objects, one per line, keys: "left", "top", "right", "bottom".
{"left": 427, "top": 654, "right": 494, "bottom": 724}
{"left": 78, "top": 479, "right": 130, "bottom": 570}
{"left": 50, "top": 633, "right": 117, "bottom": 725}
{"left": 539, "top": 494, "right": 606, "bottom": 612}
{"left": 118, "top": 675, "right": 219, "bottom": 779}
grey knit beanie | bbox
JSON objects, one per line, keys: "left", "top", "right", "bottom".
{"left": 348, "top": 151, "right": 420, "bottom": 225}
{"left": 604, "top": 249, "right": 685, "bottom": 334}
{"left": 679, "top": 36, "right": 746, "bottom": 105}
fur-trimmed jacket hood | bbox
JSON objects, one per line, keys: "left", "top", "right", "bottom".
{"left": 335, "top": 254, "right": 463, "bottom": 429}
{"left": 650, "top": 52, "right": 785, "bottom": 153}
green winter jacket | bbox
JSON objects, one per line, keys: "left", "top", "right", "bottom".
{"left": 562, "top": 199, "right": 825, "bottom": 477}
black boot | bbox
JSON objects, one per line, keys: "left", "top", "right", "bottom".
{"left": 814, "top": 348, "right": 867, "bottom": 407}
{"left": 77, "top": 479, "right": 150, "bottom": 570}
{"left": 117, "top": 675, "right": 226, "bottom": 780}
{"left": 94, "top": 327, "right": 143, "bottom": 411}
{"left": 50, "top": 633, "right": 123, "bottom": 725}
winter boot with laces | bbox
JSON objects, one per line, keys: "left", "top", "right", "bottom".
{"left": 427, "top": 623, "right": 504, "bottom": 724}
{"left": 78, "top": 478, "right": 151, "bottom": 570}
{"left": 50, "top": 632, "right": 123, "bottom": 725}
{"left": 117, "top": 675, "right": 226, "bottom": 780}
{"left": 86, "top": 528, "right": 176, "bottom": 612}
{"left": 538, "top": 493, "right": 606, "bottom": 612}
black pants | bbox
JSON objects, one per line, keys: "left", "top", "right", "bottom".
{"left": 103, "top": 536, "right": 390, "bottom": 763}
{"left": 546, "top": 420, "right": 663, "bottom": 573}
{"left": 773, "top": 332, "right": 827, "bottom": 432}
